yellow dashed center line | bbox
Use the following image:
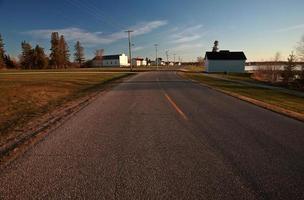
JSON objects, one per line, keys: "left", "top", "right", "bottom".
{"left": 156, "top": 77, "right": 188, "bottom": 121}
{"left": 163, "top": 92, "right": 188, "bottom": 121}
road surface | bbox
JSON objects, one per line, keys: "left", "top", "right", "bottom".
{"left": 1, "top": 72, "right": 304, "bottom": 199}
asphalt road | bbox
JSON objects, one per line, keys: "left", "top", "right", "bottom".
{"left": 1, "top": 72, "right": 304, "bottom": 200}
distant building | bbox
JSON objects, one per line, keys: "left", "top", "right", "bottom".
{"left": 92, "top": 54, "right": 128, "bottom": 67}
{"left": 151, "top": 58, "right": 165, "bottom": 66}
{"left": 205, "top": 51, "right": 247, "bottom": 73}
{"left": 168, "top": 62, "right": 174, "bottom": 66}
{"left": 131, "top": 58, "right": 147, "bottom": 67}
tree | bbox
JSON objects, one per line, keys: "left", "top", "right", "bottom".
{"left": 20, "top": 42, "right": 48, "bottom": 69}
{"left": 4, "top": 55, "right": 18, "bottom": 69}
{"left": 95, "top": 49, "right": 104, "bottom": 59}
{"left": 74, "top": 41, "right": 85, "bottom": 65}
{"left": 59, "top": 35, "right": 70, "bottom": 68}
{"left": 274, "top": 52, "right": 281, "bottom": 62}
{"left": 296, "top": 35, "right": 304, "bottom": 61}
{"left": 197, "top": 56, "right": 204, "bottom": 66}
{"left": 296, "top": 35, "right": 304, "bottom": 82}
{"left": 32, "top": 45, "right": 48, "bottom": 69}
{"left": 271, "top": 52, "right": 282, "bottom": 82}
{"left": 20, "top": 41, "right": 33, "bottom": 69}
{"left": 0, "top": 34, "right": 6, "bottom": 68}
{"left": 145, "top": 57, "right": 149, "bottom": 66}
{"left": 50, "top": 32, "right": 60, "bottom": 69}
{"left": 282, "top": 52, "right": 296, "bottom": 84}
{"left": 212, "top": 40, "right": 219, "bottom": 52}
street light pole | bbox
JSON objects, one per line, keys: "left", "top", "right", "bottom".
{"left": 165, "top": 50, "right": 169, "bottom": 66}
{"left": 154, "top": 44, "right": 158, "bottom": 70}
{"left": 125, "top": 30, "right": 134, "bottom": 71}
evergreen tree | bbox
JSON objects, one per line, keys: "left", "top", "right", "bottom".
{"left": 74, "top": 41, "right": 85, "bottom": 65}
{"left": 0, "top": 34, "right": 6, "bottom": 68}
{"left": 59, "top": 35, "right": 70, "bottom": 68}
{"left": 145, "top": 57, "right": 149, "bottom": 66}
{"left": 4, "top": 55, "right": 17, "bottom": 69}
{"left": 282, "top": 52, "right": 296, "bottom": 84}
{"left": 212, "top": 40, "right": 219, "bottom": 52}
{"left": 32, "top": 45, "right": 48, "bottom": 69}
{"left": 50, "top": 32, "right": 60, "bottom": 69}
{"left": 21, "top": 41, "right": 34, "bottom": 69}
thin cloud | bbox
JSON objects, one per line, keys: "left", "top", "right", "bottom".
{"left": 173, "top": 35, "right": 201, "bottom": 44}
{"left": 25, "top": 20, "right": 168, "bottom": 46}
{"left": 274, "top": 24, "right": 304, "bottom": 32}
{"left": 173, "top": 43, "right": 204, "bottom": 51}
{"left": 133, "top": 46, "right": 144, "bottom": 52}
{"left": 170, "top": 25, "right": 205, "bottom": 44}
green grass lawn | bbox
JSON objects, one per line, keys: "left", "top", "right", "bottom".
{"left": 0, "top": 72, "right": 129, "bottom": 145}
{"left": 183, "top": 73, "right": 304, "bottom": 114}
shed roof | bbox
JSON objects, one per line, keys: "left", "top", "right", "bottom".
{"left": 205, "top": 51, "right": 247, "bottom": 60}
{"left": 103, "top": 55, "right": 121, "bottom": 60}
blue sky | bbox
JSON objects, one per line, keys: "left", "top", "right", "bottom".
{"left": 1, "top": 0, "right": 304, "bottom": 61}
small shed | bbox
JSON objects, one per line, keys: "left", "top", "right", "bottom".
{"left": 205, "top": 51, "right": 247, "bottom": 73}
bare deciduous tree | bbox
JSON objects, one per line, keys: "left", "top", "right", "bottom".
{"left": 197, "top": 56, "right": 204, "bottom": 66}
{"left": 271, "top": 52, "right": 282, "bottom": 82}
{"left": 296, "top": 35, "right": 304, "bottom": 82}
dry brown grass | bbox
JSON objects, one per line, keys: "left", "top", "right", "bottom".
{"left": 0, "top": 72, "right": 128, "bottom": 144}
{"left": 182, "top": 73, "right": 304, "bottom": 115}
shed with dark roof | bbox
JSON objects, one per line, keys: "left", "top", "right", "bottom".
{"left": 204, "top": 51, "right": 247, "bottom": 73}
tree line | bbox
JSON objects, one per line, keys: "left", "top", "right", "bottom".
{"left": 210, "top": 39, "right": 304, "bottom": 89}
{"left": 252, "top": 36, "right": 304, "bottom": 89}
{"left": 0, "top": 32, "right": 85, "bottom": 69}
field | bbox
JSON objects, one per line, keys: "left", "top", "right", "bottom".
{"left": 182, "top": 73, "right": 304, "bottom": 114}
{"left": 0, "top": 71, "right": 129, "bottom": 145}
{"left": 181, "top": 65, "right": 205, "bottom": 72}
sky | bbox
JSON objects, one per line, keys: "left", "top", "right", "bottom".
{"left": 1, "top": 0, "right": 304, "bottom": 62}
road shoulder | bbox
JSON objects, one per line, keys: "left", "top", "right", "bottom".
{"left": 178, "top": 72, "right": 304, "bottom": 123}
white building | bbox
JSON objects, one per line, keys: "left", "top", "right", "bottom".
{"left": 92, "top": 54, "right": 128, "bottom": 67}
{"left": 131, "top": 58, "right": 147, "bottom": 67}
{"left": 151, "top": 59, "right": 165, "bottom": 66}
{"left": 205, "top": 51, "right": 247, "bottom": 73}
{"left": 168, "top": 62, "right": 174, "bottom": 66}
{"left": 142, "top": 60, "right": 147, "bottom": 66}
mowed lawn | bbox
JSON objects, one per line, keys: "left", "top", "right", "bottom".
{"left": 0, "top": 71, "right": 129, "bottom": 145}
{"left": 183, "top": 73, "right": 304, "bottom": 114}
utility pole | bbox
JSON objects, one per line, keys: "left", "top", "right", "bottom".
{"left": 165, "top": 50, "right": 169, "bottom": 66}
{"left": 154, "top": 44, "right": 158, "bottom": 70}
{"left": 125, "top": 30, "right": 134, "bottom": 71}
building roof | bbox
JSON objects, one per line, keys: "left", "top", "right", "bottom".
{"left": 92, "top": 54, "right": 126, "bottom": 61}
{"left": 132, "top": 58, "right": 144, "bottom": 61}
{"left": 205, "top": 51, "right": 247, "bottom": 60}
{"left": 103, "top": 55, "right": 121, "bottom": 60}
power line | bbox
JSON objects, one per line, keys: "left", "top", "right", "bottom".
{"left": 79, "top": 0, "right": 127, "bottom": 29}
{"left": 66, "top": 0, "right": 124, "bottom": 31}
